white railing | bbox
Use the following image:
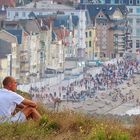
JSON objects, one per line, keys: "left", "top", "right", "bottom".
{"left": 17, "top": 73, "right": 64, "bottom": 92}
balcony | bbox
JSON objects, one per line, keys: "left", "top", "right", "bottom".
{"left": 20, "top": 70, "right": 29, "bottom": 73}
{"left": 20, "top": 61, "right": 29, "bottom": 63}
{"left": 20, "top": 57, "right": 29, "bottom": 63}
{"left": 20, "top": 50, "right": 28, "bottom": 53}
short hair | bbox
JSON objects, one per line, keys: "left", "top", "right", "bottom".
{"left": 2, "top": 76, "right": 15, "bottom": 87}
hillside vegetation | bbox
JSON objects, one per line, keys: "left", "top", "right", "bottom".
{"left": 1, "top": 102, "right": 140, "bottom": 140}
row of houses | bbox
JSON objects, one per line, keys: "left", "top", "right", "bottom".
{"left": 82, "top": 0, "right": 140, "bottom": 53}
{"left": 0, "top": 0, "right": 132, "bottom": 85}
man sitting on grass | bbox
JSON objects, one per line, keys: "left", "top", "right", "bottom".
{"left": 0, "top": 76, "right": 41, "bottom": 123}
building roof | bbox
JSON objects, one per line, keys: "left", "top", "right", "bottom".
{"left": 109, "top": 25, "right": 127, "bottom": 30}
{"left": 21, "top": 0, "right": 74, "bottom": 10}
{"left": 2, "top": 20, "right": 22, "bottom": 30}
{"left": 53, "top": 28, "right": 69, "bottom": 41}
{"left": 28, "top": 11, "right": 36, "bottom": 19}
{"left": 20, "top": 19, "right": 41, "bottom": 34}
{"left": 72, "top": 15, "right": 79, "bottom": 27}
{"left": 6, "top": 29, "right": 22, "bottom": 44}
{"left": 81, "top": 0, "right": 139, "bottom": 5}
{"left": 0, "top": 39, "right": 11, "bottom": 58}
{"left": 77, "top": 4, "right": 127, "bottom": 21}
{"left": 36, "top": 15, "right": 57, "bottom": 30}
{"left": 53, "top": 15, "right": 70, "bottom": 28}
{"left": 53, "top": 14, "right": 79, "bottom": 29}
{"left": 0, "top": 0, "right": 15, "bottom": 7}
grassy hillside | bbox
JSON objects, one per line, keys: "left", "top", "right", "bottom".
{"left": 1, "top": 102, "right": 140, "bottom": 140}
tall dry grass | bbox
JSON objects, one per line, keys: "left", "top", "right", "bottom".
{"left": 0, "top": 103, "right": 133, "bottom": 140}
{"left": 5, "top": 91, "right": 139, "bottom": 140}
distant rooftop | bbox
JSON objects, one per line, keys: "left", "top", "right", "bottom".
{"left": 19, "top": 0, "right": 74, "bottom": 10}
{"left": 80, "top": 0, "right": 140, "bottom": 5}
{"left": 6, "top": 29, "right": 22, "bottom": 44}
{"left": 0, "top": 39, "right": 11, "bottom": 58}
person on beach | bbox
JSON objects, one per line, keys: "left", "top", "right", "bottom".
{"left": 0, "top": 76, "right": 41, "bottom": 123}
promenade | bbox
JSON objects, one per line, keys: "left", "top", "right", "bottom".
{"left": 59, "top": 74, "right": 140, "bottom": 116}
{"left": 22, "top": 58, "right": 140, "bottom": 116}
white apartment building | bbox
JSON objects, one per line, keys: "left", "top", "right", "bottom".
{"left": 6, "top": 1, "right": 86, "bottom": 52}
{"left": 127, "top": 6, "right": 140, "bottom": 54}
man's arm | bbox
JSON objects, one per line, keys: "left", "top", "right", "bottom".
{"left": 21, "top": 98, "right": 37, "bottom": 108}
{"left": 16, "top": 103, "right": 25, "bottom": 109}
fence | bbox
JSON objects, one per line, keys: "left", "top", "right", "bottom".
{"left": 17, "top": 73, "right": 64, "bottom": 92}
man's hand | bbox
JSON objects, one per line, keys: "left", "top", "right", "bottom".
{"left": 21, "top": 98, "right": 37, "bottom": 108}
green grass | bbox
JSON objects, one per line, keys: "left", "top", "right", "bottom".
{"left": 0, "top": 104, "right": 139, "bottom": 140}
{"left": 6, "top": 91, "right": 139, "bottom": 140}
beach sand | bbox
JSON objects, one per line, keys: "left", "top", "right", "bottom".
{"left": 59, "top": 74, "right": 140, "bottom": 116}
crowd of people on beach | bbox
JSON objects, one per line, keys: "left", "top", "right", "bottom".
{"left": 29, "top": 58, "right": 139, "bottom": 109}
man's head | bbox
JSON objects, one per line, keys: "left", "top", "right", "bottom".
{"left": 2, "top": 76, "right": 17, "bottom": 92}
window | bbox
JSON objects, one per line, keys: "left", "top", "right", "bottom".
{"left": 22, "top": 12, "right": 25, "bottom": 17}
{"left": 98, "top": 15, "right": 103, "bottom": 18}
{"left": 8, "top": 12, "right": 10, "bottom": 17}
{"left": 137, "top": 0, "right": 140, "bottom": 5}
{"left": 130, "top": 28, "right": 133, "bottom": 34}
{"left": 136, "top": 18, "right": 140, "bottom": 24}
{"left": 89, "top": 31, "right": 92, "bottom": 37}
{"left": 136, "top": 8, "right": 140, "bottom": 13}
{"left": 95, "top": 53, "right": 97, "bottom": 57}
{"left": 128, "top": 18, "right": 133, "bottom": 24}
{"left": 136, "top": 28, "right": 140, "bottom": 36}
{"left": 15, "top": 12, "right": 18, "bottom": 17}
{"left": 129, "top": 8, "right": 133, "bottom": 13}
{"left": 86, "top": 41, "right": 88, "bottom": 47}
{"left": 136, "top": 40, "right": 140, "bottom": 48}
{"left": 89, "top": 41, "right": 91, "bottom": 47}
{"left": 85, "top": 32, "right": 88, "bottom": 38}
{"left": 120, "top": 53, "right": 123, "bottom": 57}
{"left": 119, "top": 0, "right": 124, "bottom": 4}
{"left": 129, "top": 40, "right": 132, "bottom": 48}
{"left": 129, "top": 0, "right": 133, "bottom": 5}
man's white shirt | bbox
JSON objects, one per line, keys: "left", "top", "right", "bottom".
{"left": 0, "top": 88, "right": 24, "bottom": 120}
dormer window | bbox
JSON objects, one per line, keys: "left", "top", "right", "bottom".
{"left": 98, "top": 15, "right": 103, "bottom": 18}
{"left": 129, "top": 0, "right": 133, "bottom": 5}
{"left": 137, "top": 0, "right": 140, "bottom": 5}
{"left": 119, "top": 0, "right": 124, "bottom": 4}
